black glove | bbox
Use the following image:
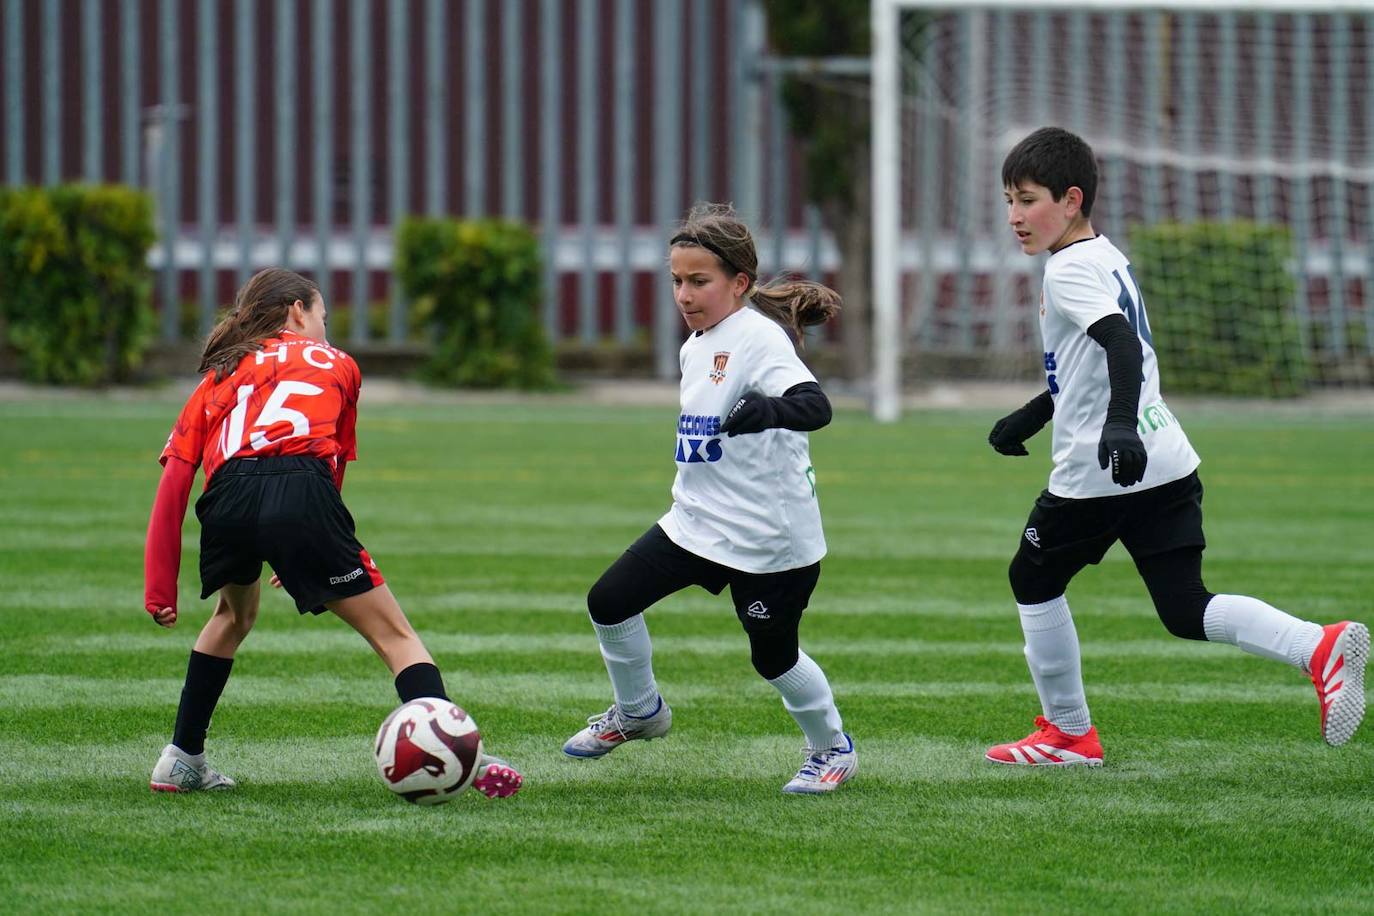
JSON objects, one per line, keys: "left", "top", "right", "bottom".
{"left": 1097, "top": 422, "right": 1147, "bottom": 486}
{"left": 988, "top": 392, "right": 1053, "bottom": 456}
{"left": 720, "top": 393, "right": 778, "bottom": 437}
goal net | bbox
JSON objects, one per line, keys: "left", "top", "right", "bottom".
{"left": 872, "top": 0, "right": 1374, "bottom": 420}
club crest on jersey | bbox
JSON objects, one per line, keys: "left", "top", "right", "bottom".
{"left": 709, "top": 351, "right": 731, "bottom": 384}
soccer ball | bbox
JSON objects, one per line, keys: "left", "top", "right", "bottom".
{"left": 374, "top": 698, "right": 483, "bottom": 805}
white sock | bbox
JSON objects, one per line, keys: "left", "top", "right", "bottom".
{"left": 768, "top": 651, "right": 844, "bottom": 751}
{"left": 1019, "top": 596, "right": 1092, "bottom": 736}
{"left": 591, "top": 615, "right": 660, "bottom": 717}
{"left": 1202, "top": 594, "right": 1324, "bottom": 671}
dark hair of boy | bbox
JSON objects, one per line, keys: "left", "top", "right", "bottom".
{"left": 1001, "top": 126, "right": 1099, "bottom": 218}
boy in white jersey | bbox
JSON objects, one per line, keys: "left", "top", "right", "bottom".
{"left": 985, "top": 127, "right": 1367, "bottom": 766}
{"left": 562, "top": 203, "right": 856, "bottom": 794}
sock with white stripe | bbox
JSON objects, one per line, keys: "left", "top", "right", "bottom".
{"left": 1019, "top": 596, "right": 1092, "bottom": 736}
{"left": 591, "top": 615, "right": 661, "bottom": 717}
{"left": 768, "top": 651, "right": 844, "bottom": 751}
{"left": 1202, "top": 594, "right": 1324, "bottom": 672}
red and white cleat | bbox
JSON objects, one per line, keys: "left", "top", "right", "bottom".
{"left": 986, "top": 716, "right": 1103, "bottom": 767}
{"left": 471, "top": 755, "right": 523, "bottom": 799}
{"left": 1309, "top": 621, "right": 1369, "bottom": 747}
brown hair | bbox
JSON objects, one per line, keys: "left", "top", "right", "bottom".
{"left": 670, "top": 202, "right": 841, "bottom": 345}
{"left": 199, "top": 268, "right": 320, "bottom": 380}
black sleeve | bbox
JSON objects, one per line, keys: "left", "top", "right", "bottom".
{"left": 771, "top": 381, "right": 833, "bottom": 432}
{"left": 1023, "top": 389, "right": 1055, "bottom": 425}
{"left": 1086, "top": 313, "right": 1143, "bottom": 427}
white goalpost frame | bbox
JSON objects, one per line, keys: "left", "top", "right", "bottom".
{"left": 870, "top": 0, "right": 1374, "bottom": 422}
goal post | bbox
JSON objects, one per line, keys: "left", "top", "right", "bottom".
{"left": 871, "top": 0, "right": 1374, "bottom": 421}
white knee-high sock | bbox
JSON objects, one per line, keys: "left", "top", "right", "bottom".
{"left": 1019, "top": 596, "right": 1092, "bottom": 735}
{"left": 591, "top": 615, "right": 660, "bottom": 716}
{"left": 768, "top": 651, "right": 844, "bottom": 751}
{"left": 1202, "top": 594, "right": 1323, "bottom": 671}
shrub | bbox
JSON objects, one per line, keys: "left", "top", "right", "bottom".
{"left": 395, "top": 217, "right": 554, "bottom": 389}
{"left": 0, "top": 185, "right": 157, "bottom": 385}
{"left": 1128, "top": 221, "right": 1308, "bottom": 397}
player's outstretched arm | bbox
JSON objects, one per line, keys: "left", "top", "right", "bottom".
{"left": 144, "top": 456, "right": 196, "bottom": 627}
{"left": 1086, "top": 313, "right": 1147, "bottom": 486}
{"left": 987, "top": 390, "right": 1054, "bottom": 456}
{"left": 720, "top": 382, "right": 832, "bottom": 437}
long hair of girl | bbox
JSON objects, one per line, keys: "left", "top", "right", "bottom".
{"left": 199, "top": 268, "right": 320, "bottom": 381}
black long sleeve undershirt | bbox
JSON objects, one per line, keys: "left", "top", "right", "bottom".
{"left": 772, "top": 381, "right": 833, "bottom": 432}
{"left": 1022, "top": 388, "right": 1055, "bottom": 425}
{"left": 1085, "top": 313, "right": 1144, "bottom": 427}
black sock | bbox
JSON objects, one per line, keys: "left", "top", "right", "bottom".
{"left": 394, "top": 662, "right": 449, "bottom": 703}
{"left": 171, "top": 650, "right": 234, "bottom": 756}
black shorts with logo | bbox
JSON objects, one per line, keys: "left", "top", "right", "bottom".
{"left": 605, "top": 524, "right": 820, "bottom": 635}
{"left": 196, "top": 456, "right": 383, "bottom": 615}
{"left": 1014, "top": 470, "right": 1206, "bottom": 578}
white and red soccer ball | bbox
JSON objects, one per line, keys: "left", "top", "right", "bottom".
{"left": 374, "top": 698, "right": 483, "bottom": 805}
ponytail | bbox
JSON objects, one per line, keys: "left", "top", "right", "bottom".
{"left": 750, "top": 278, "right": 842, "bottom": 347}
{"left": 199, "top": 268, "right": 319, "bottom": 381}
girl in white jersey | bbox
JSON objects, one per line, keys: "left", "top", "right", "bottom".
{"left": 985, "top": 128, "right": 1367, "bottom": 766}
{"left": 561, "top": 203, "right": 856, "bottom": 794}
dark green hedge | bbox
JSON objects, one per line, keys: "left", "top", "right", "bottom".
{"left": 395, "top": 217, "right": 554, "bottom": 389}
{"left": 1129, "top": 221, "right": 1308, "bottom": 397}
{"left": 0, "top": 185, "right": 157, "bottom": 385}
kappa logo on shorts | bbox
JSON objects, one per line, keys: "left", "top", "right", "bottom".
{"left": 710, "top": 351, "right": 730, "bottom": 384}
{"left": 1024, "top": 527, "right": 1041, "bottom": 548}
{"left": 746, "top": 600, "right": 770, "bottom": 620}
{"left": 329, "top": 567, "right": 365, "bottom": 585}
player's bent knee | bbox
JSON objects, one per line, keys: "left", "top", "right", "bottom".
{"left": 1152, "top": 592, "right": 1211, "bottom": 641}
{"left": 748, "top": 629, "right": 800, "bottom": 681}
{"left": 586, "top": 576, "right": 633, "bottom": 627}
{"left": 751, "top": 649, "right": 799, "bottom": 681}
{"left": 1136, "top": 548, "right": 1212, "bottom": 641}
{"left": 217, "top": 584, "right": 260, "bottom": 635}
{"left": 1008, "top": 553, "right": 1065, "bottom": 606}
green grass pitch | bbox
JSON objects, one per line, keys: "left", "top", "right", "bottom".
{"left": 2, "top": 392, "right": 1371, "bottom": 913}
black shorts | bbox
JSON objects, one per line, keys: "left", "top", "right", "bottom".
{"left": 196, "top": 456, "right": 385, "bottom": 615}
{"left": 1014, "top": 470, "right": 1206, "bottom": 575}
{"left": 622, "top": 525, "right": 821, "bottom": 635}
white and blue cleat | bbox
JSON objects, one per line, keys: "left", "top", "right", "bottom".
{"left": 782, "top": 733, "right": 856, "bottom": 794}
{"left": 562, "top": 698, "right": 673, "bottom": 759}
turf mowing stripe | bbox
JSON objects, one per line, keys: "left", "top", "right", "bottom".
{"left": 1, "top": 734, "right": 1368, "bottom": 791}
{"left": 0, "top": 673, "right": 1325, "bottom": 712}
{"left": 47, "top": 631, "right": 1245, "bottom": 660}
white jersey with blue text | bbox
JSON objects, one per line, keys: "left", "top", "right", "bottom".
{"left": 658, "top": 306, "right": 826, "bottom": 573}
{"left": 1040, "top": 235, "right": 1200, "bottom": 498}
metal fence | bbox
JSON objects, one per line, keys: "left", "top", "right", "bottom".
{"left": 889, "top": 5, "right": 1374, "bottom": 368}
{"left": 0, "top": 0, "right": 841, "bottom": 377}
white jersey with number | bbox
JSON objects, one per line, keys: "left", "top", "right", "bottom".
{"left": 1040, "top": 235, "right": 1200, "bottom": 498}
{"left": 657, "top": 306, "right": 826, "bottom": 573}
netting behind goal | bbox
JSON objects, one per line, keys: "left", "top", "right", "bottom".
{"left": 874, "top": 1, "right": 1374, "bottom": 411}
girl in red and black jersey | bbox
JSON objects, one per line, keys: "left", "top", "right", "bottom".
{"left": 143, "top": 268, "right": 521, "bottom": 798}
